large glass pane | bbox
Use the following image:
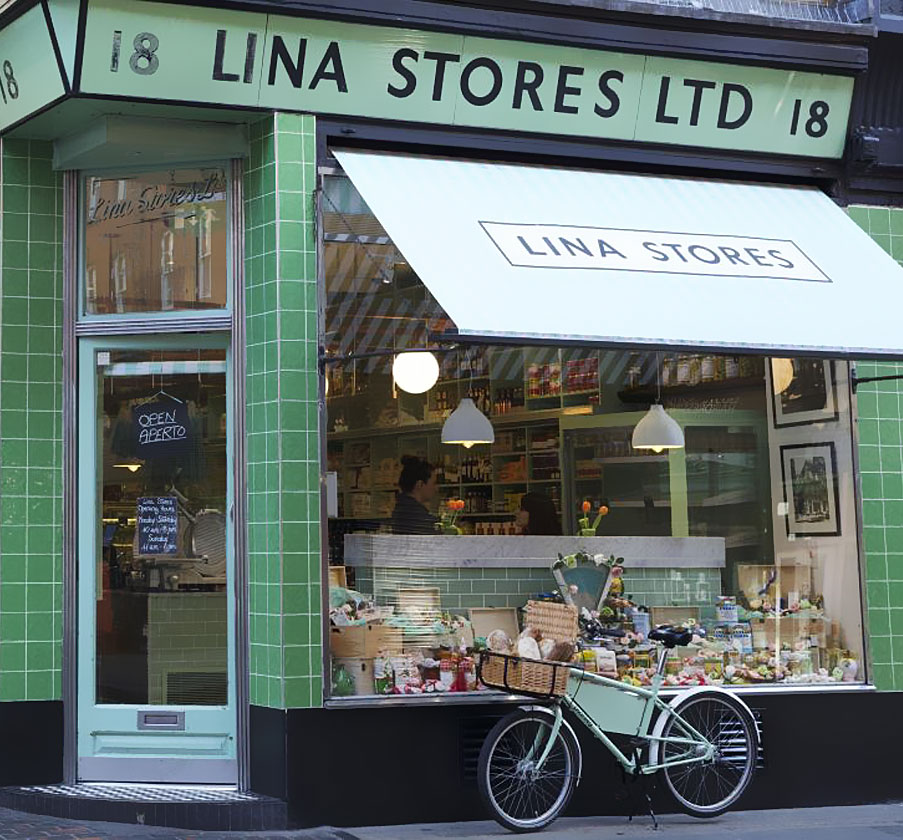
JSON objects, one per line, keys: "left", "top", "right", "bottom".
{"left": 84, "top": 168, "right": 228, "bottom": 315}
{"left": 96, "top": 349, "right": 228, "bottom": 705}
{"left": 323, "top": 169, "right": 865, "bottom": 698}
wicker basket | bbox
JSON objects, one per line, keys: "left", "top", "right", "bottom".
{"left": 478, "top": 650, "right": 572, "bottom": 697}
{"left": 524, "top": 600, "right": 579, "bottom": 643}
{"left": 477, "top": 601, "right": 579, "bottom": 697}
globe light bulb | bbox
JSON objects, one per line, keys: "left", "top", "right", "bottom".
{"left": 392, "top": 351, "right": 440, "bottom": 394}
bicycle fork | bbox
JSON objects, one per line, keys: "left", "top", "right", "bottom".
{"left": 527, "top": 703, "right": 565, "bottom": 773}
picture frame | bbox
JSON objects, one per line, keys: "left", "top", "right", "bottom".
{"left": 770, "top": 359, "right": 837, "bottom": 428}
{"left": 780, "top": 442, "right": 841, "bottom": 538}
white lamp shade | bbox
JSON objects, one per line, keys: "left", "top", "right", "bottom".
{"left": 441, "top": 398, "right": 495, "bottom": 448}
{"left": 771, "top": 358, "right": 794, "bottom": 395}
{"left": 631, "top": 404, "right": 684, "bottom": 453}
{"left": 392, "top": 351, "right": 440, "bottom": 394}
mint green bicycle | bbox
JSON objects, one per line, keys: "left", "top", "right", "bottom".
{"left": 477, "top": 626, "right": 758, "bottom": 832}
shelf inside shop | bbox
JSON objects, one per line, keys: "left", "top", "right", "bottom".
{"left": 617, "top": 376, "right": 765, "bottom": 404}
{"left": 435, "top": 375, "right": 491, "bottom": 385}
{"left": 691, "top": 490, "right": 758, "bottom": 507}
{"left": 594, "top": 455, "right": 669, "bottom": 464}
{"left": 605, "top": 499, "right": 672, "bottom": 508}
{"left": 491, "top": 450, "right": 527, "bottom": 457}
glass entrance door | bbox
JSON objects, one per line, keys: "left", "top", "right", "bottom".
{"left": 77, "top": 336, "right": 236, "bottom": 783}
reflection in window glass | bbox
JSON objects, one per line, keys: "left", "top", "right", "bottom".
{"left": 323, "top": 172, "right": 865, "bottom": 699}
{"left": 84, "top": 168, "right": 228, "bottom": 314}
{"left": 96, "top": 349, "right": 228, "bottom": 705}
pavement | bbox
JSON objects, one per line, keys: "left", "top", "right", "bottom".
{"left": 1, "top": 804, "right": 903, "bottom": 840}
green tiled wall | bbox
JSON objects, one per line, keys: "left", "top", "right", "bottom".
{"left": 245, "top": 113, "right": 321, "bottom": 709}
{"left": 849, "top": 205, "right": 903, "bottom": 691}
{"left": 0, "top": 139, "right": 64, "bottom": 701}
{"left": 352, "top": 566, "right": 721, "bottom": 614}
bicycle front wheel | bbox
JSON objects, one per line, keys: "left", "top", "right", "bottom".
{"left": 660, "top": 691, "right": 757, "bottom": 818}
{"left": 478, "top": 709, "right": 578, "bottom": 833}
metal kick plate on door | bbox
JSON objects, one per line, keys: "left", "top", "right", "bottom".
{"left": 137, "top": 711, "right": 185, "bottom": 730}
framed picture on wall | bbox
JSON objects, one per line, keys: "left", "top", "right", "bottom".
{"left": 780, "top": 442, "right": 841, "bottom": 537}
{"left": 770, "top": 359, "right": 837, "bottom": 428}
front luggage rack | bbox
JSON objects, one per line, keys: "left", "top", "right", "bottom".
{"left": 478, "top": 650, "right": 572, "bottom": 699}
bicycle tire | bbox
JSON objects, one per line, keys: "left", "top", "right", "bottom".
{"left": 478, "top": 708, "right": 578, "bottom": 833}
{"left": 659, "top": 690, "right": 758, "bottom": 818}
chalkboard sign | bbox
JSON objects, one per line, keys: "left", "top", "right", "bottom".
{"left": 133, "top": 399, "right": 191, "bottom": 458}
{"left": 137, "top": 497, "right": 179, "bottom": 555}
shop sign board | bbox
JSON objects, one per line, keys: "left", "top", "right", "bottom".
{"left": 0, "top": 5, "right": 67, "bottom": 132}
{"left": 77, "top": 0, "right": 854, "bottom": 159}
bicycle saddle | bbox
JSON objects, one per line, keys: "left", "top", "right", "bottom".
{"left": 648, "top": 626, "right": 693, "bottom": 648}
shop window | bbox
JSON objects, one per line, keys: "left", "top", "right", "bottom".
{"left": 83, "top": 167, "right": 229, "bottom": 315}
{"left": 323, "top": 173, "right": 865, "bottom": 699}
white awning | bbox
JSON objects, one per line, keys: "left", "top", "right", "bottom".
{"left": 334, "top": 149, "right": 903, "bottom": 358}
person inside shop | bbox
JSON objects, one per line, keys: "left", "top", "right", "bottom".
{"left": 515, "top": 491, "right": 562, "bottom": 536}
{"left": 391, "top": 455, "right": 439, "bottom": 535}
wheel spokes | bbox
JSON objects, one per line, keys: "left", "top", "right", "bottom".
{"left": 487, "top": 718, "right": 573, "bottom": 825}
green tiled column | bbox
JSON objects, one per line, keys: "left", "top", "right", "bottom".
{"left": 0, "top": 139, "right": 64, "bottom": 701}
{"left": 849, "top": 205, "right": 903, "bottom": 690}
{"left": 245, "top": 113, "right": 321, "bottom": 710}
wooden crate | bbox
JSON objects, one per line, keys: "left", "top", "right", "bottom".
{"left": 328, "top": 566, "right": 347, "bottom": 588}
{"left": 760, "top": 615, "right": 827, "bottom": 647}
{"left": 738, "top": 564, "right": 813, "bottom": 603}
{"left": 470, "top": 607, "right": 520, "bottom": 642}
{"left": 329, "top": 623, "right": 403, "bottom": 658}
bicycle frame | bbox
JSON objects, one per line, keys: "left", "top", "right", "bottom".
{"left": 530, "top": 650, "right": 716, "bottom": 778}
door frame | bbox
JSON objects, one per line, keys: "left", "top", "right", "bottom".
{"left": 62, "top": 160, "right": 248, "bottom": 786}
{"left": 76, "top": 334, "right": 237, "bottom": 784}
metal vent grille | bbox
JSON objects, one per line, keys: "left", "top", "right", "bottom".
{"left": 461, "top": 713, "right": 508, "bottom": 781}
{"left": 165, "top": 671, "right": 227, "bottom": 705}
{"left": 750, "top": 708, "right": 766, "bottom": 769}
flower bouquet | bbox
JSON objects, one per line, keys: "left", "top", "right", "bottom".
{"left": 577, "top": 500, "right": 610, "bottom": 536}
{"left": 438, "top": 498, "right": 465, "bottom": 534}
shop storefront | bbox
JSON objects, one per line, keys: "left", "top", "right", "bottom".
{"left": 1, "top": 0, "right": 903, "bottom": 829}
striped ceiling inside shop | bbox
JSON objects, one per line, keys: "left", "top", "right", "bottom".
{"left": 322, "top": 173, "right": 655, "bottom": 385}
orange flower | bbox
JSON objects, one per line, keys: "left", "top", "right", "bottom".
{"left": 598, "top": 505, "right": 610, "bottom": 517}
{"left": 455, "top": 499, "right": 466, "bottom": 511}
{"left": 448, "top": 499, "right": 458, "bottom": 510}
{"left": 581, "top": 500, "right": 591, "bottom": 514}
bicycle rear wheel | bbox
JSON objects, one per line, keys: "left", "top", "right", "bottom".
{"left": 659, "top": 691, "right": 757, "bottom": 818}
{"left": 478, "top": 708, "right": 578, "bottom": 833}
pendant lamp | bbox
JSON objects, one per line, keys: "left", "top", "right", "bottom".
{"left": 392, "top": 351, "right": 440, "bottom": 394}
{"left": 631, "top": 404, "right": 685, "bottom": 453}
{"left": 442, "top": 398, "right": 495, "bottom": 448}
{"left": 631, "top": 352, "right": 685, "bottom": 453}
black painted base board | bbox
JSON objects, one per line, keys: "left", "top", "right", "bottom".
{"left": 283, "top": 690, "right": 903, "bottom": 827}
{"left": 0, "top": 701, "right": 62, "bottom": 786}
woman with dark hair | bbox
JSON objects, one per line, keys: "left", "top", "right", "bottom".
{"left": 515, "top": 491, "right": 562, "bottom": 536}
{"left": 391, "top": 455, "right": 439, "bottom": 534}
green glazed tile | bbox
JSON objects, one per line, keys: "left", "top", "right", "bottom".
{"left": 871, "top": 663, "right": 894, "bottom": 690}
{"left": 0, "top": 673, "right": 26, "bottom": 702}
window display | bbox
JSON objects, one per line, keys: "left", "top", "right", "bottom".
{"left": 323, "top": 172, "right": 865, "bottom": 699}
